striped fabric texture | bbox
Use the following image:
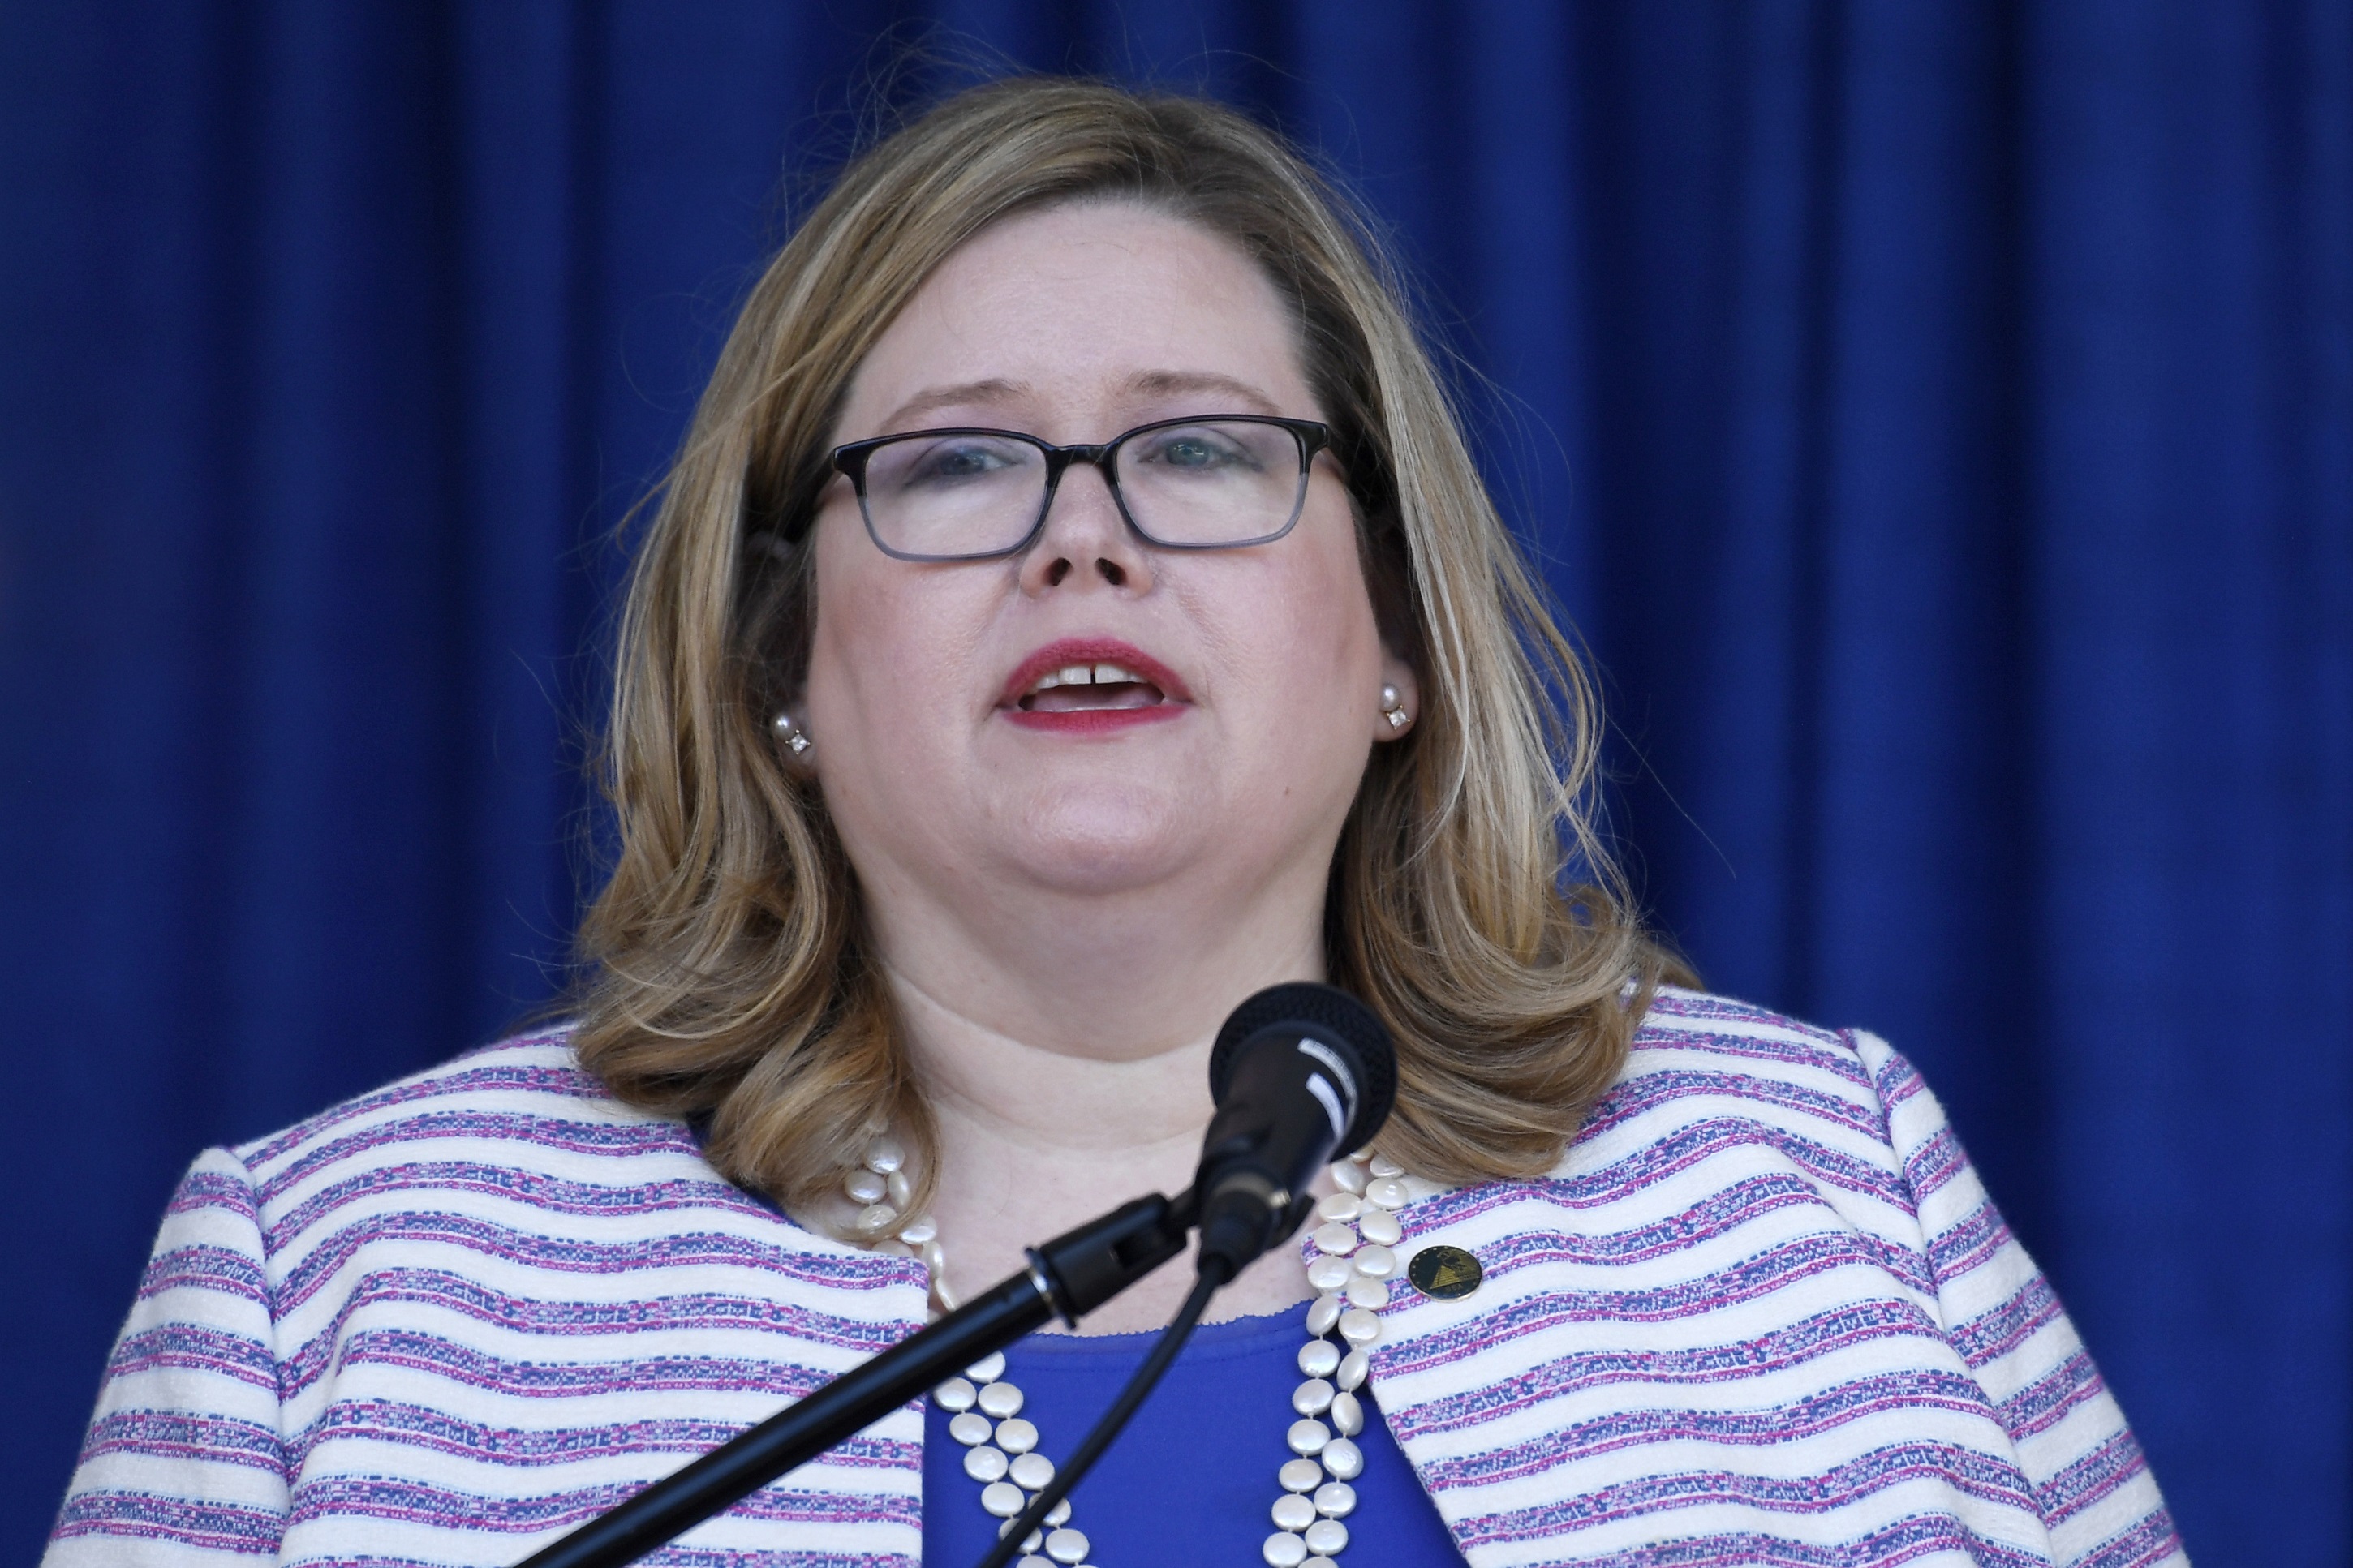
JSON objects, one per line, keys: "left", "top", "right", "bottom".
{"left": 46, "top": 990, "right": 2183, "bottom": 1566}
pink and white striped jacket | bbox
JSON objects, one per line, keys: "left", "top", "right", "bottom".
{"left": 45, "top": 990, "right": 2185, "bottom": 1566}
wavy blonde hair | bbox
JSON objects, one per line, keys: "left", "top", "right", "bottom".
{"left": 573, "top": 77, "right": 1689, "bottom": 1226}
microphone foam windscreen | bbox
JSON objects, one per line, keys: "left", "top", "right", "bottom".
{"left": 1207, "top": 982, "right": 1398, "bottom": 1158}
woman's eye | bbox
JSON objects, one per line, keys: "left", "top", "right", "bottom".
{"left": 901, "top": 441, "right": 1022, "bottom": 484}
{"left": 921, "top": 445, "right": 1001, "bottom": 478}
{"left": 1143, "top": 430, "right": 1253, "bottom": 470}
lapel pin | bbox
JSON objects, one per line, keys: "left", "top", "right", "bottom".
{"left": 1406, "top": 1244, "right": 1482, "bottom": 1300}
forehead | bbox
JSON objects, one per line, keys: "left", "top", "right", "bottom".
{"left": 837, "top": 200, "right": 1316, "bottom": 438}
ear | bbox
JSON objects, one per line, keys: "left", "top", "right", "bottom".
{"left": 1370, "top": 651, "right": 1421, "bottom": 744}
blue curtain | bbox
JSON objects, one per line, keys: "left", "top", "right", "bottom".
{"left": 2, "top": 4, "right": 2345, "bottom": 1562}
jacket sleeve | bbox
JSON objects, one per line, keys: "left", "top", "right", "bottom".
{"left": 44, "top": 1149, "right": 291, "bottom": 1566}
{"left": 1851, "top": 1033, "right": 2186, "bottom": 1568}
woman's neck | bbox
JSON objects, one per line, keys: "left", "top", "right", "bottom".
{"left": 875, "top": 885, "right": 1332, "bottom": 1333}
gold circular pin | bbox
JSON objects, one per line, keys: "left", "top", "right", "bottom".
{"left": 1406, "top": 1244, "right": 1482, "bottom": 1300}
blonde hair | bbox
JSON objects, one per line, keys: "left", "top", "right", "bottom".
{"left": 573, "top": 76, "right": 1689, "bottom": 1225}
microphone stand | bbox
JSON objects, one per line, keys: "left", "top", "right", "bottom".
{"left": 514, "top": 1188, "right": 1197, "bottom": 1568}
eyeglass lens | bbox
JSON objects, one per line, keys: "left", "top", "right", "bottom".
{"left": 856, "top": 419, "right": 1307, "bottom": 559}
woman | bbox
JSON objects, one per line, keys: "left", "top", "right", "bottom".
{"left": 49, "top": 79, "right": 2182, "bottom": 1568}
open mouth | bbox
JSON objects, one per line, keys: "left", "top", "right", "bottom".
{"left": 1017, "top": 661, "right": 1168, "bottom": 713}
{"left": 999, "top": 640, "right": 1189, "bottom": 732}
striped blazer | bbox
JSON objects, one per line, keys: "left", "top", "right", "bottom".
{"left": 46, "top": 990, "right": 2184, "bottom": 1566}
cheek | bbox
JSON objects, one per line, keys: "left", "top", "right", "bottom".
{"left": 807, "top": 524, "right": 970, "bottom": 741}
{"left": 807, "top": 526, "right": 884, "bottom": 703}
{"left": 1291, "top": 513, "right": 1385, "bottom": 678}
{"left": 1221, "top": 519, "right": 1383, "bottom": 730}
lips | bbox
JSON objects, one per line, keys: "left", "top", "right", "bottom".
{"left": 999, "top": 638, "right": 1190, "bottom": 733}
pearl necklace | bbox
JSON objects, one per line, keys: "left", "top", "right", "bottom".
{"left": 841, "top": 1138, "right": 1413, "bottom": 1568}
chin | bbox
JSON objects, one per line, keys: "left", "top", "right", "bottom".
{"left": 1001, "top": 797, "right": 1208, "bottom": 895}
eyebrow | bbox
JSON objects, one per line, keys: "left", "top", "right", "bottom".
{"left": 1121, "top": 370, "right": 1284, "bottom": 416}
{"left": 880, "top": 379, "right": 1027, "bottom": 431}
{"left": 876, "top": 370, "right": 1287, "bottom": 434}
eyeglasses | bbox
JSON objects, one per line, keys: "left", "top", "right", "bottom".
{"left": 830, "top": 415, "right": 1331, "bottom": 562}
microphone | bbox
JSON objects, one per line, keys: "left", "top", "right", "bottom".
{"left": 1192, "top": 982, "right": 1397, "bottom": 1282}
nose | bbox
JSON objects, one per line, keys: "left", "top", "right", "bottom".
{"left": 1017, "top": 455, "right": 1155, "bottom": 595}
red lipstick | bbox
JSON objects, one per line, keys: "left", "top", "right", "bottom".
{"left": 999, "top": 638, "right": 1190, "bottom": 734}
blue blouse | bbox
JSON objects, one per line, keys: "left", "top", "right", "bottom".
{"left": 922, "top": 1301, "right": 1470, "bottom": 1568}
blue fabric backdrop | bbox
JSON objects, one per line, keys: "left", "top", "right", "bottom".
{"left": 2, "top": 4, "right": 2346, "bottom": 1562}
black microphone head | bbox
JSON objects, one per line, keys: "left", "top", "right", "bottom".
{"left": 1192, "top": 983, "right": 1399, "bottom": 1282}
{"left": 1207, "top": 982, "right": 1397, "bottom": 1163}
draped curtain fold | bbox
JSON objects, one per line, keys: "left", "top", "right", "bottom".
{"left": 2, "top": 4, "right": 2344, "bottom": 1562}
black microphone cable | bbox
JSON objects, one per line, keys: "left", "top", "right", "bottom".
{"left": 968, "top": 1261, "right": 1229, "bottom": 1568}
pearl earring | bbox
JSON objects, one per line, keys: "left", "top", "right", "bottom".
{"left": 1380, "top": 684, "right": 1411, "bottom": 731}
{"left": 771, "top": 711, "right": 812, "bottom": 758}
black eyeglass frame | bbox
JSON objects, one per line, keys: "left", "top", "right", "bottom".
{"left": 828, "top": 414, "right": 1333, "bottom": 563}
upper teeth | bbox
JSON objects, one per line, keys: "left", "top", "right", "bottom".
{"left": 1032, "top": 663, "right": 1142, "bottom": 692}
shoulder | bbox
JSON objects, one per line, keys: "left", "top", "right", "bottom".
{"left": 232, "top": 1025, "right": 636, "bottom": 1155}
{"left": 213, "top": 1023, "right": 924, "bottom": 1362}
{"left": 1602, "top": 984, "right": 1886, "bottom": 1132}
{"left": 224, "top": 1025, "right": 690, "bottom": 1206}
{"left": 1544, "top": 985, "right": 1921, "bottom": 1224}
{"left": 217, "top": 1027, "right": 898, "bottom": 1296}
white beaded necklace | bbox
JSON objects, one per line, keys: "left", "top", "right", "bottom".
{"left": 842, "top": 1137, "right": 1411, "bottom": 1568}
